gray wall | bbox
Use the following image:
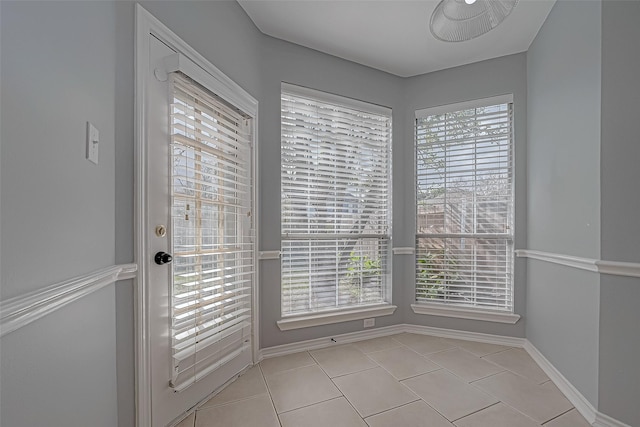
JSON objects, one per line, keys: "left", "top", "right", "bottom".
{"left": 599, "top": 1, "right": 640, "bottom": 425}
{"left": 258, "top": 35, "right": 405, "bottom": 348}
{"left": 0, "top": 2, "right": 118, "bottom": 426}
{"left": 403, "top": 53, "right": 528, "bottom": 338}
{"left": 525, "top": 0, "right": 601, "bottom": 407}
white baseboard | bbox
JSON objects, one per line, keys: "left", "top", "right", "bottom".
{"left": 523, "top": 341, "right": 598, "bottom": 424}
{"left": 259, "top": 325, "right": 629, "bottom": 427}
{"left": 259, "top": 324, "right": 406, "bottom": 360}
{"left": 259, "top": 323, "right": 526, "bottom": 361}
{"left": 523, "top": 341, "right": 632, "bottom": 427}
{"left": 403, "top": 324, "right": 526, "bottom": 347}
{"left": 593, "top": 412, "right": 633, "bottom": 427}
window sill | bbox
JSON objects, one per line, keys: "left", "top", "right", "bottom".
{"left": 411, "top": 303, "right": 520, "bottom": 324}
{"left": 277, "top": 304, "right": 397, "bottom": 331}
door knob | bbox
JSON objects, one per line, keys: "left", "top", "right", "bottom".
{"left": 154, "top": 251, "right": 173, "bottom": 265}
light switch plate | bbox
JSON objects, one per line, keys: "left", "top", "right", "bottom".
{"left": 86, "top": 122, "right": 99, "bottom": 164}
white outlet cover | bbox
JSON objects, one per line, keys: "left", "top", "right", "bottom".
{"left": 86, "top": 122, "right": 99, "bottom": 164}
{"left": 364, "top": 318, "right": 375, "bottom": 328}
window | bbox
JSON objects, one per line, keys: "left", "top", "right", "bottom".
{"left": 170, "top": 72, "right": 254, "bottom": 389}
{"left": 281, "top": 84, "right": 392, "bottom": 317}
{"left": 415, "top": 95, "right": 514, "bottom": 313}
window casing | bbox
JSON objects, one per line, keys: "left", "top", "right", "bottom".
{"left": 415, "top": 95, "right": 514, "bottom": 312}
{"left": 281, "top": 84, "right": 392, "bottom": 317}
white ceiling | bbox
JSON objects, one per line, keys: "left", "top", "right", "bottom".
{"left": 238, "top": 0, "right": 556, "bottom": 77}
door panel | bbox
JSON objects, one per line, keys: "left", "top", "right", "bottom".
{"left": 146, "top": 35, "right": 254, "bottom": 427}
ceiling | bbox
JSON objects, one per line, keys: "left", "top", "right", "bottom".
{"left": 238, "top": 0, "right": 556, "bottom": 77}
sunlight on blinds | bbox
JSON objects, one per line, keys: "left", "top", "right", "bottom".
{"left": 169, "top": 73, "right": 253, "bottom": 391}
{"left": 281, "top": 87, "right": 392, "bottom": 316}
{"left": 415, "top": 100, "right": 514, "bottom": 311}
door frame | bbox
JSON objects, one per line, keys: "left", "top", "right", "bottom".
{"left": 134, "top": 5, "right": 260, "bottom": 426}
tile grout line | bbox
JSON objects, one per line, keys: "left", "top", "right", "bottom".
{"left": 449, "top": 401, "right": 503, "bottom": 423}
{"left": 541, "top": 407, "right": 575, "bottom": 425}
{"left": 276, "top": 395, "right": 346, "bottom": 416}
{"left": 258, "top": 362, "right": 284, "bottom": 427}
{"left": 327, "top": 374, "right": 367, "bottom": 421}
{"left": 360, "top": 396, "right": 423, "bottom": 419}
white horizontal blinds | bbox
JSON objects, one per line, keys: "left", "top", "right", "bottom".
{"left": 416, "top": 100, "right": 514, "bottom": 311}
{"left": 281, "top": 87, "right": 392, "bottom": 316}
{"left": 170, "top": 73, "right": 253, "bottom": 391}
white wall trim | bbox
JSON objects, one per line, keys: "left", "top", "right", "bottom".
{"left": 411, "top": 303, "right": 521, "bottom": 324}
{"left": 593, "top": 412, "right": 633, "bottom": 427}
{"left": 403, "top": 324, "right": 526, "bottom": 347}
{"left": 392, "top": 247, "right": 415, "bottom": 255}
{"left": 260, "top": 323, "right": 524, "bottom": 360}
{"left": 276, "top": 304, "right": 397, "bottom": 331}
{"left": 516, "top": 249, "right": 599, "bottom": 272}
{"left": 260, "top": 324, "right": 407, "bottom": 359}
{"left": 0, "top": 264, "right": 137, "bottom": 337}
{"left": 595, "top": 259, "right": 640, "bottom": 278}
{"left": 516, "top": 249, "right": 640, "bottom": 279}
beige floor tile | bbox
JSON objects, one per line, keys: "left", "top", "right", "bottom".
{"left": 428, "top": 348, "right": 505, "bottom": 382}
{"left": 264, "top": 365, "right": 342, "bottom": 413}
{"left": 279, "top": 397, "right": 367, "bottom": 427}
{"left": 310, "top": 344, "right": 378, "bottom": 377}
{"left": 454, "top": 403, "right": 540, "bottom": 427}
{"left": 352, "top": 336, "right": 403, "bottom": 354}
{"left": 260, "top": 351, "right": 316, "bottom": 377}
{"left": 393, "top": 333, "right": 456, "bottom": 355}
{"left": 443, "top": 338, "right": 512, "bottom": 357}
{"left": 195, "top": 394, "right": 279, "bottom": 427}
{"left": 200, "top": 366, "right": 267, "bottom": 408}
{"left": 401, "top": 370, "right": 498, "bottom": 421}
{"left": 544, "top": 409, "right": 590, "bottom": 427}
{"left": 367, "top": 346, "right": 441, "bottom": 380}
{"left": 473, "top": 371, "right": 572, "bottom": 423}
{"left": 333, "top": 367, "right": 419, "bottom": 418}
{"left": 365, "top": 400, "right": 454, "bottom": 427}
{"left": 175, "top": 412, "right": 195, "bottom": 427}
{"left": 483, "top": 348, "right": 549, "bottom": 384}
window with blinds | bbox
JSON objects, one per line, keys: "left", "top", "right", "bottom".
{"left": 281, "top": 84, "right": 392, "bottom": 316}
{"left": 169, "top": 73, "right": 254, "bottom": 391}
{"left": 415, "top": 96, "right": 514, "bottom": 312}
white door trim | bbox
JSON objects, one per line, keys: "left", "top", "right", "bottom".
{"left": 135, "top": 6, "right": 260, "bottom": 427}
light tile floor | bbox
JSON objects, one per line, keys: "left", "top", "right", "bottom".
{"left": 177, "top": 333, "right": 591, "bottom": 427}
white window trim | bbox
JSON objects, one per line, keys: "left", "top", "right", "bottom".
{"left": 411, "top": 303, "right": 520, "bottom": 324}
{"left": 415, "top": 94, "right": 514, "bottom": 119}
{"left": 282, "top": 82, "right": 391, "bottom": 116}
{"left": 277, "top": 303, "right": 397, "bottom": 331}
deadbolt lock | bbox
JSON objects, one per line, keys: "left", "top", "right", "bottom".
{"left": 155, "top": 225, "right": 167, "bottom": 237}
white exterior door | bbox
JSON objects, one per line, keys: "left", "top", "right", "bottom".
{"left": 143, "top": 32, "right": 256, "bottom": 427}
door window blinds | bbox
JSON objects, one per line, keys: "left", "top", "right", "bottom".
{"left": 281, "top": 85, "right": 392, "bottom": 316}
{"left": 415, "top": 97, "right": 514, "bottom": 311}
{"left": 169, "top": 73, "right": 253, "bottom": 391}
